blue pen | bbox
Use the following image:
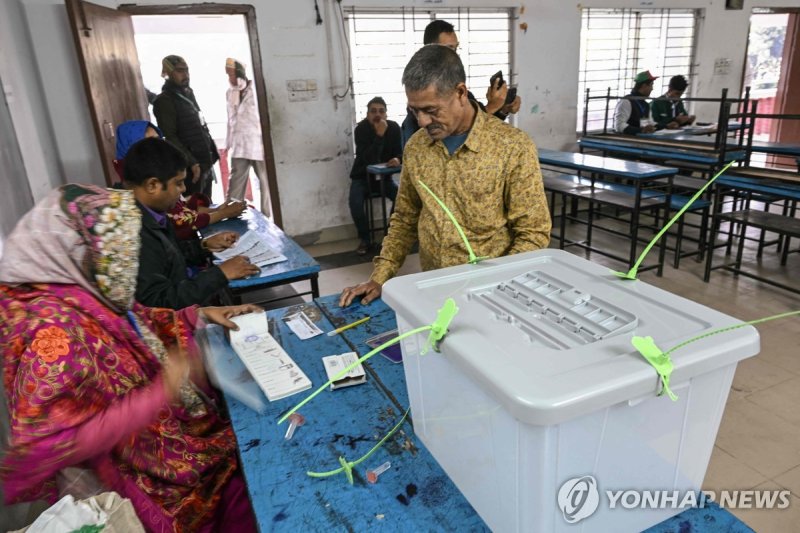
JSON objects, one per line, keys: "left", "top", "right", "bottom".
{"left": 127, "top": 310, "right": 143, "bottom": 338}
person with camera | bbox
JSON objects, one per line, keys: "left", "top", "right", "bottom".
{"left": 401, "top": 19, "right": 521, "bottom": 145}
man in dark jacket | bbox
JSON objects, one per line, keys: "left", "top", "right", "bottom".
{"left": 125, "top": 138, "right": 260, "bottom": 309}
{"left": 153, "top": 55, "right": 219, "bottom": 197}
{"left": 651, "top": 75, "right": 696, "bottom": 130}
{"left": 349, "top": 96, "right": 402, "bottom": 255}
{"left": 614, "top": 70, "right": 658, "bottom": 134}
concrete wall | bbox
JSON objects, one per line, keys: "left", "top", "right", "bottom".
{"left": 1, "top": 0, "right": 797, "bottom": 242}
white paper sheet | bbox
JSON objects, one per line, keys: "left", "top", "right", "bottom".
{"left": 229, "top": 312, "right": 312, "bottom": 402}
{"left": 283, "top": 311, "right": 324, "bottom": 340}
{"left": 214, "top": 230, "right": 287, "bottom": 267}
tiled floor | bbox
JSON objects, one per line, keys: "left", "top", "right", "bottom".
{"left": 300, "top": 220, "right": 800, "bottom": 532}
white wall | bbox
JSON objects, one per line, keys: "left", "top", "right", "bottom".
{"left": 2, "top": 0, "right": 797, "bottom": 241}
{"left": 0, "top": 0, "right": 65, "bottom": 201}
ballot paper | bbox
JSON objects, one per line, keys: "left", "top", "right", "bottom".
{"left": 322, "top": 352, "right": 366, "bottom": 390}
{"left": 214, "top": 230, "right": 287, "bottom": 267}
{"left": 229, "top": 312, "right": 311, "bottom": 402}
{"left": 283, "top": 311, "right": 324, "bottom": 340}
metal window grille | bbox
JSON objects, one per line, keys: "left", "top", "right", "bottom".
{"left": 578, "top": 8, "right": 699, "bottom": 132}
{"left": 343, "top": 8, "right": 513, "bottom": 125}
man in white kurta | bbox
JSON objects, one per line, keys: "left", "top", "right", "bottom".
{"left": 225, "top": 58, "right": 271, "bottom": 217}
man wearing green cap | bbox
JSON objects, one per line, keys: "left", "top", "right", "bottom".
{"left": 613, "top": 70, "right": 658, "bottom": 134}
{"left": 153, "top": 55, "right": 219, "bottom": 197}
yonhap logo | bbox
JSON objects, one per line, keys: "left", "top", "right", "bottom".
{"left": 558, "top": 475, "right": 600, "bottom": 523}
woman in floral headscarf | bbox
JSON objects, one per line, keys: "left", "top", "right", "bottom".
{"left": 0, "top": 184, "right": 257, "bottom": 532}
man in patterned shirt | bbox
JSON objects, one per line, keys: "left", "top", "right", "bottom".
{"left": 340, "top": 45, "right": 551, "bottom": 307}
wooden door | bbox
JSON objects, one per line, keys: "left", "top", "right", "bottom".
{"left": 66, "top": 0, "right": 148, "bottom": 185}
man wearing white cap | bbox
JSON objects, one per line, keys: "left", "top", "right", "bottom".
{"left": 224, "top": 58, "right": 271, "bottom": 218}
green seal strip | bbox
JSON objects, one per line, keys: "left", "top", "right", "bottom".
{"left": 612, "top": 161, "right": 735, "bottom": 280}
{"left": 631, "top": 336, "right": 678, "bottom": 400}
{"left": 632, "top": 309, "right": 800, "bottom": 401}
{"left": 306, "top": 408, "right": 410, "bottom": 483}
{"left": 418, "top": 180, "right": 487, "bottom": 264}
{"left": 424, "top": 298, "right": 459, "bottom": 354}
{"left": 278, "top": 298, "right": 459, "bottom": 425}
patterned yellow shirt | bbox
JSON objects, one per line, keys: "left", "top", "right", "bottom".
{"left": 371, "top": 105, "right": 551, "bottom": 285}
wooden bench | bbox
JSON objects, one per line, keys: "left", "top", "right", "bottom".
{"left": 704, "top": 209, "right": 800, "bottom": 294}
{"left": 544, "top": 173, "right": 710, "bottom": 270}
{"left": 705, "top": 175, "right": 800, "bottom": 262}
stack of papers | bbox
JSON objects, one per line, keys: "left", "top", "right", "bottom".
{"left": 214, "top": 230, "right": 287, "bottom": 267}
{"left": 229, "top": 312, "right": 312, "bottom": 402}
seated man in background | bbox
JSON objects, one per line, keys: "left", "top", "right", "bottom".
{"left": 349, "top": 96, "right": 402, "bottom": 255}
{"left": 125, "top": 138, "right": 261, "bottom": 309}
{"left": 340, "top": 45, "right": 551, "bottom": 307}
{"left": 651, "top": 75, "right": 696, "bottom": 130}
{"left": 614, "top": 70, "right": 659, "bottom": 134}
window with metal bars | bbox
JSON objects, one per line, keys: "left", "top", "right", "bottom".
{"left": 343, "top": 8, "right": 513, "bottom": 126}
{"left": 578, "top": 8, "right": 699, "bottom": 132}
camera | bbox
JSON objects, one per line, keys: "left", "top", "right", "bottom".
{"left": 490, "top": 71, "right": 517, "bottom": 105}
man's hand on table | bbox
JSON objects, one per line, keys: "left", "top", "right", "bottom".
{"left": 339, "top": 280, "right": 382, "bottom": 307}
{"left": 203, "top": 231, "right": 239, "bottom": 252}
{"left": 386, "top": 157, "right": 401, "bottom": 168}
{"left": 199, "top": 304, "right": 264, "bottom": 330}
{"left": 216, "top": 200, "right": 246, "bottom": 220}
{"left": 219, "top": 256, "right": 261, "bottom": 280}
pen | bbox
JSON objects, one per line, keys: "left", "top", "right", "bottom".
{"left": 327, "top": 316, "right": 371, "bottom": 336}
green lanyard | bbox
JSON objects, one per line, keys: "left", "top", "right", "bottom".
{"left": 633, "top": 310, "right": 800, "bottom": 400}
{"left": 418, "top": 180, "right": 487, "bottom": 264}
{"left": 613, "top": 161, "right": 734, "bottom": 280}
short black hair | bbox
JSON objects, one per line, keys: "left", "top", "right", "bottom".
{"left": 423, "top": 20, "right": 455, "bottom": 45}
{"left": 403, "top": 45, "right": 466, "bottom": 96}
{"left": 367, "top": 96, "right": 386, "bottom": 109}
{"left": 669, "top": 75, "right": 688, "bottom": 92}
{"left": 123, "top": 137, "right": 187, "bottom": 187}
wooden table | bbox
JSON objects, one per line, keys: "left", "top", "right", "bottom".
{"left": 579, "top": 134, "right": 746, "bottom": 167}
{"left": 640, "top": 134, "right": 800, "bottom": 163}
{"left": 204, "top": 294, "right": 757, "bottom": 532}
{"left": 203, "top": 208, "right": 320, "bottom": 304}
{"left": 203, "top": 297, "right": 487, "bottom": 531}
{"left": 538, "top": 148, "right": 678, "bottom": 179}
